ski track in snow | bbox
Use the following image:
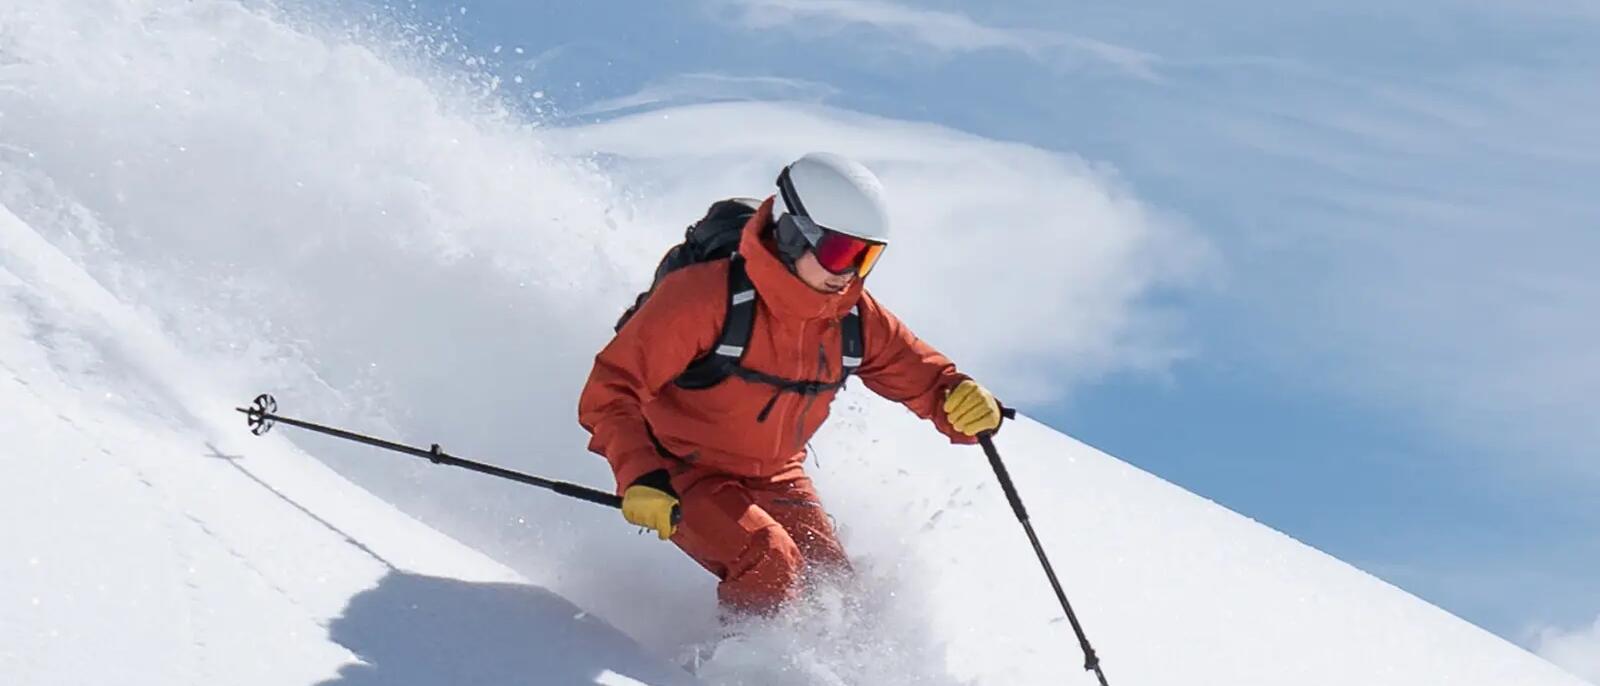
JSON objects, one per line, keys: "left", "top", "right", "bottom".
{"left": 0, "top": 1, "right": 1592, "bottom": 685}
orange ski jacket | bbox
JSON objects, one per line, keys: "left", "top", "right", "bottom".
{"left": 579, "top": 196, "right": 976, "bottom": 493}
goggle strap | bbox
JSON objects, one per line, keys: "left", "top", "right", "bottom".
{"left": 776, "top": 166, "right": 811, "bottom": 219}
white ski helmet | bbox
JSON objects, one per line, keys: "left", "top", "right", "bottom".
{"left": 774, "top": 152, "right": 890, "bottom": 242}
{"left": 772, "top": 153, "right": 891, "bottom": 275}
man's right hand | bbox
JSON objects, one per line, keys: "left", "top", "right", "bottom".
{"left": 622, "top": 471, "right": 679, "bottom": 540}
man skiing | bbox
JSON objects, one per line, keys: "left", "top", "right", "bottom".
{"left": 578, "top": 152, "right": 1002, "bottom": 616}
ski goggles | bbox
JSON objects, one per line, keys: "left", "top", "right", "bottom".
{"left": 776, "top": 211, "right": 888, "bottom": 278}
{"left": 776, "top": 165, "right": 888, "bottom": 278}
{"left": 814, "top": 229, "right": 886, "bottom": 277}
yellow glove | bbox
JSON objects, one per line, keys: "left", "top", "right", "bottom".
{"left": 944, "top": 379, "right": 1002, "bottom": 436}
{"left": 622, "top": 475, "right": 679, "bottom": 540}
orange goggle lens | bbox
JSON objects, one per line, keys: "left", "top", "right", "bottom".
{"left": 856, "top": 242, "right": 886, "bottom": 277}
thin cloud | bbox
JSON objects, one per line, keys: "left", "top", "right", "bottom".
{"left": 1536, "top": 617, "right": 1600, "bottom": 684}
{"left": 1179, "top": 58, "right": 1600, "bottom": 479}
{"left": 575, "top": 73, "right": 839, "bottom": 117}
{"left": 719, "top": 0, "right": 1161, "bottom": 80}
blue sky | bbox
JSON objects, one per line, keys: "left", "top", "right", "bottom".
{"left": 366, "top": 0, "right": 1597, "bottom": 652}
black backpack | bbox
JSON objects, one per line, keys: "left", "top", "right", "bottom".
{"left": 616, "top": 198, "right": 865, "bottom": 420}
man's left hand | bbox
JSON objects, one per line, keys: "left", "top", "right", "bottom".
{"left": 944, "top": 379, "right": 1002, "bottom": 436}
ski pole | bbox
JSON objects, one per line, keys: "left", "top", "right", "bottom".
{"left": 979, "top": 409, "right": 1110, "bottom": 686}
{"left": 233, "top": 394, "right": 678, "bottom": 523}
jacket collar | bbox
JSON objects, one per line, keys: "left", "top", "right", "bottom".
{"left": 739, "top": 195, "right": 864, "bottom": 322}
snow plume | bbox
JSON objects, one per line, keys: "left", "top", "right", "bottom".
{"left": 692, "top": 567, "right": 962, "bottom": 686}
{"left": 1538, "top": 617, "right": 1600, "bottom": 685}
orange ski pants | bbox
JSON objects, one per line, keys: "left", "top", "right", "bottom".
{"left": 669, "top": 465, "right": 850, "bottom": 615}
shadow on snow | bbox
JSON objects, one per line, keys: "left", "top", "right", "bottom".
{"left": 318, "top": 571, "right": 699, "bottom": 686}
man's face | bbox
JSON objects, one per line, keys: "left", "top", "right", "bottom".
{"left": 794, "top": 250, "right": 857, "bottom": 294}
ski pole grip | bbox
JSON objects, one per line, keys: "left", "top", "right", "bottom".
{"left": 550, "top": 482, "right": 680, "bottom": 526}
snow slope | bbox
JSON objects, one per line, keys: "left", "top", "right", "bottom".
{"left": 0, "top": 1, "right": 1589, "bottom": 685}
{"left": 0, "top": 204, "right": 696, "bottom": 685}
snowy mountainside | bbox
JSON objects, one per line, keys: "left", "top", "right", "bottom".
{"left": 0, "top": 1, "right": 1591, "bottom": 685}
{"left": 0, "top": 204, "right": 695, "bottom": 684}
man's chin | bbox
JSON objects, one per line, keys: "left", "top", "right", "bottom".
{"left": 797, "top": 271, "right": 853, "bottom": 293}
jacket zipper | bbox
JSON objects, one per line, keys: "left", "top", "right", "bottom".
{"left": 773, "top": 320, "right": 809, "bottom": 457}
{"left": 795, "top": 341, "right": 827, "bottom": 449}
{"left": 771, "top": 318, "right": 838, "bottom": 455}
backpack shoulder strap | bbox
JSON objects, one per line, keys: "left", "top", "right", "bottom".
{"left": 675, "top": 254, "right": 757, "bottom": 389}
{"left": 840, "top": 303, "right": 863, "bottom": 377}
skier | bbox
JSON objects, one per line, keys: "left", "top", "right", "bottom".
{"left": 578, "top": 152, "right": 1002, "bottom": 617}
